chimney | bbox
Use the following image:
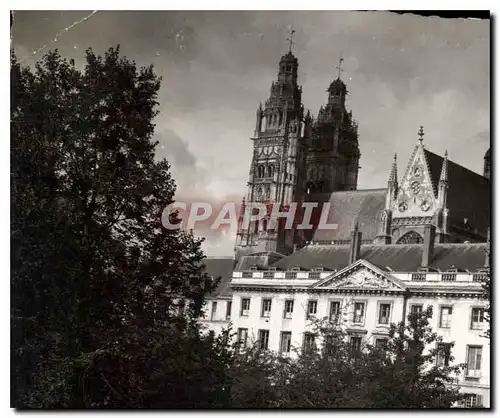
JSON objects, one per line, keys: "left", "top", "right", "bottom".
{"left": 349, "top": 222, "right": 362, "bottom": 264}
{"left": 422, "top": 225, "right": 436, "bottom": 268}
{"left": 355, "top": 231, "right": 362, "bottom": 262}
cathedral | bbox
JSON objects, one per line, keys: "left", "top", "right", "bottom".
{"left": 201, "top": 44, "right": 491, "bottom": 408}
{"left": 233, "top": 46, "right": 490, "bottom": 266}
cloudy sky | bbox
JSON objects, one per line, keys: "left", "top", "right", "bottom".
{"left": 12, "top": 11, "right": 490, "bottom": 256}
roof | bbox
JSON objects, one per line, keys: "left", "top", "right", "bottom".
{"left": 280, "top": 51, "right": 297, "bottom": 63}
{"left": 306, "top": 189, "right": 387, "bottom": 242}
{"left": 235, "top": 251, "right": 286, "bottom": 271}
{"left": 272, "top": 243, "right": 488, "bottom": 273}
{"left": 202, "top": 257, "right": 235, "bottom": 297}
{"left": 424, "top": 149, "right": 490, "bottom": 234}
{"left": 328, "top": 77, "right": 347, "bottom": 92}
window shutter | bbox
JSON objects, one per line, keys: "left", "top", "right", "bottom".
{"left": 477, "top": 395, "right": 483, "bottom": 407}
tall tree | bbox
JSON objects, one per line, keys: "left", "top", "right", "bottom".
{"left": 11, "top": 47, "right": 224, "bottom": 408}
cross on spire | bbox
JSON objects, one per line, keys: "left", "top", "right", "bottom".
{"left": 418, "top": 125, "right": 424, "bottom": 142}
{"left": 336, "top": 56, "right": 344, "bottom": 79}
{"left": 286, "top": 28, "right": 296, "bottom": 53}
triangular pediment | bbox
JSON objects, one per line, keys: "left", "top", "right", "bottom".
{"left": 392, "top": 143, "right": 438, "bottom": 219}
{"left": 311, "top": 259, "right": 406, "bottom": 291}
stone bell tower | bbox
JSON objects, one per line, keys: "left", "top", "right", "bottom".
{"left": 235, "top": 30, "right": 310, "bottom": 258}
{"left": 305, "top": 57, "right": 360, "bottom": 195}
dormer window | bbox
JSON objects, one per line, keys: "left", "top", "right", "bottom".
{"left": 249, "top": 266, "right": 258, "bottom": 271}
{"left": 291, "top": 267, "right": 301, "bottom": 272}
{"left": 313, "top": 266, "right": 324, "bottom": 272}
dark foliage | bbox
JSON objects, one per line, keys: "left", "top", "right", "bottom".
{"left": 11, "top": 47, "right": 225, "bottom": 408}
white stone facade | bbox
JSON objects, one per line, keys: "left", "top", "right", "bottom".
{"left": 200, "top": 260, "right": 490, "bottom": 408}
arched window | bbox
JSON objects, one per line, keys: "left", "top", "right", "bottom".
{"left": 257, "top": 165, "right": 264, "bottom": 178}
{"left": 268, "top": 165, "right": 274, "bottom": 178}
{"left": 265, "top": 186, "right": 271, "bottom": 199}
{"left": 396, "top": 231, "right": 424, "bottom": 244}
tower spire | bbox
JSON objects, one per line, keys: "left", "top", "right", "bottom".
{"left": 286, "top": 28, "right": 296, "bottom": 53}
{"left": 336, "top": 56, "right": 344, "bottom": 80}
{"left": 440, "top": 150, "right": 449, "bottom": 183}
{"left": 418, "top": 126, "right": 425, "bottom": 142}
{"left": 388, "top": 153, "right": 398, "bottom": 186}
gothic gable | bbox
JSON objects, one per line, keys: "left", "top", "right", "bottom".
{"left": 311, "top": 259, "right": 406, "bottom": 291}
{"left": 392, "top": 143, "right": 438, "bottom": 219}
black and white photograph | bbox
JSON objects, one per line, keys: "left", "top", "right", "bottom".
{"left": 10, "top": 9, "right": 491, "bottom": 409}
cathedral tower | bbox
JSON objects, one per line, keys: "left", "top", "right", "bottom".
{"left": 305, "top": 58, "right": 360, "bottom": 195}
{"left": 235, "top": 32, "right": 310, "bottom": 258}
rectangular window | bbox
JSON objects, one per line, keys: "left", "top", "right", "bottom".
{"left": 466, "top": 346, "right": 482, "bottom": 378}
{"left": 258, "top": 329, "right": 269, "bottom": 350}
{"left": 210, "top": 302, "right": 217, "bottom": 321}
{"left": 436, "top": 342, "right": 451, "bottom": 367}
{"left": 307, "top": 300, "right": 318, "bottom": 317}
{"left": 261, "top": 298, "right": 272, "bottom": 317}
{"left": 237, "top": 328, "right": 248, "bottom": 350}
{"left": 375, "top": 338, "right": 387, "bottom": 349}
{"left": 329, "top": 301, "right": 341, "bottom": 324}
{"left": 324, "top": 335, "right": 335, "bottom": 355}
{"left": 439, "top": 306, "right": 452, "bottom": 328}
{"left": 283, "top": 300, "right": 294, "bottom": 319}
{"left": 350, "top": 336, "right": 362, "bottom": 353}
{"left": 471, "top": 308, "right": 485, "bottom": 330}
{"left": 378, "top": 303, "right": 391, "bottom": 325}
{"left": 410, "top": 304, "right": 423, "bottom": 314}
{"left": 303, "top": 333, "right": 316, "bottom": 353}
{"left": 459, "top": 394, "right": 483, "bottom": 408}
{"left": 280, "top": 331, "right": 292, "bottom": 354}
{"left": 240, "top": 298, "right": 250, "bottom": 317}
{"left": 353, "top": 302, "right": 365, "bottom": 323}
{"left": 225, "top": 301, "right": 232, "bottom": 320}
